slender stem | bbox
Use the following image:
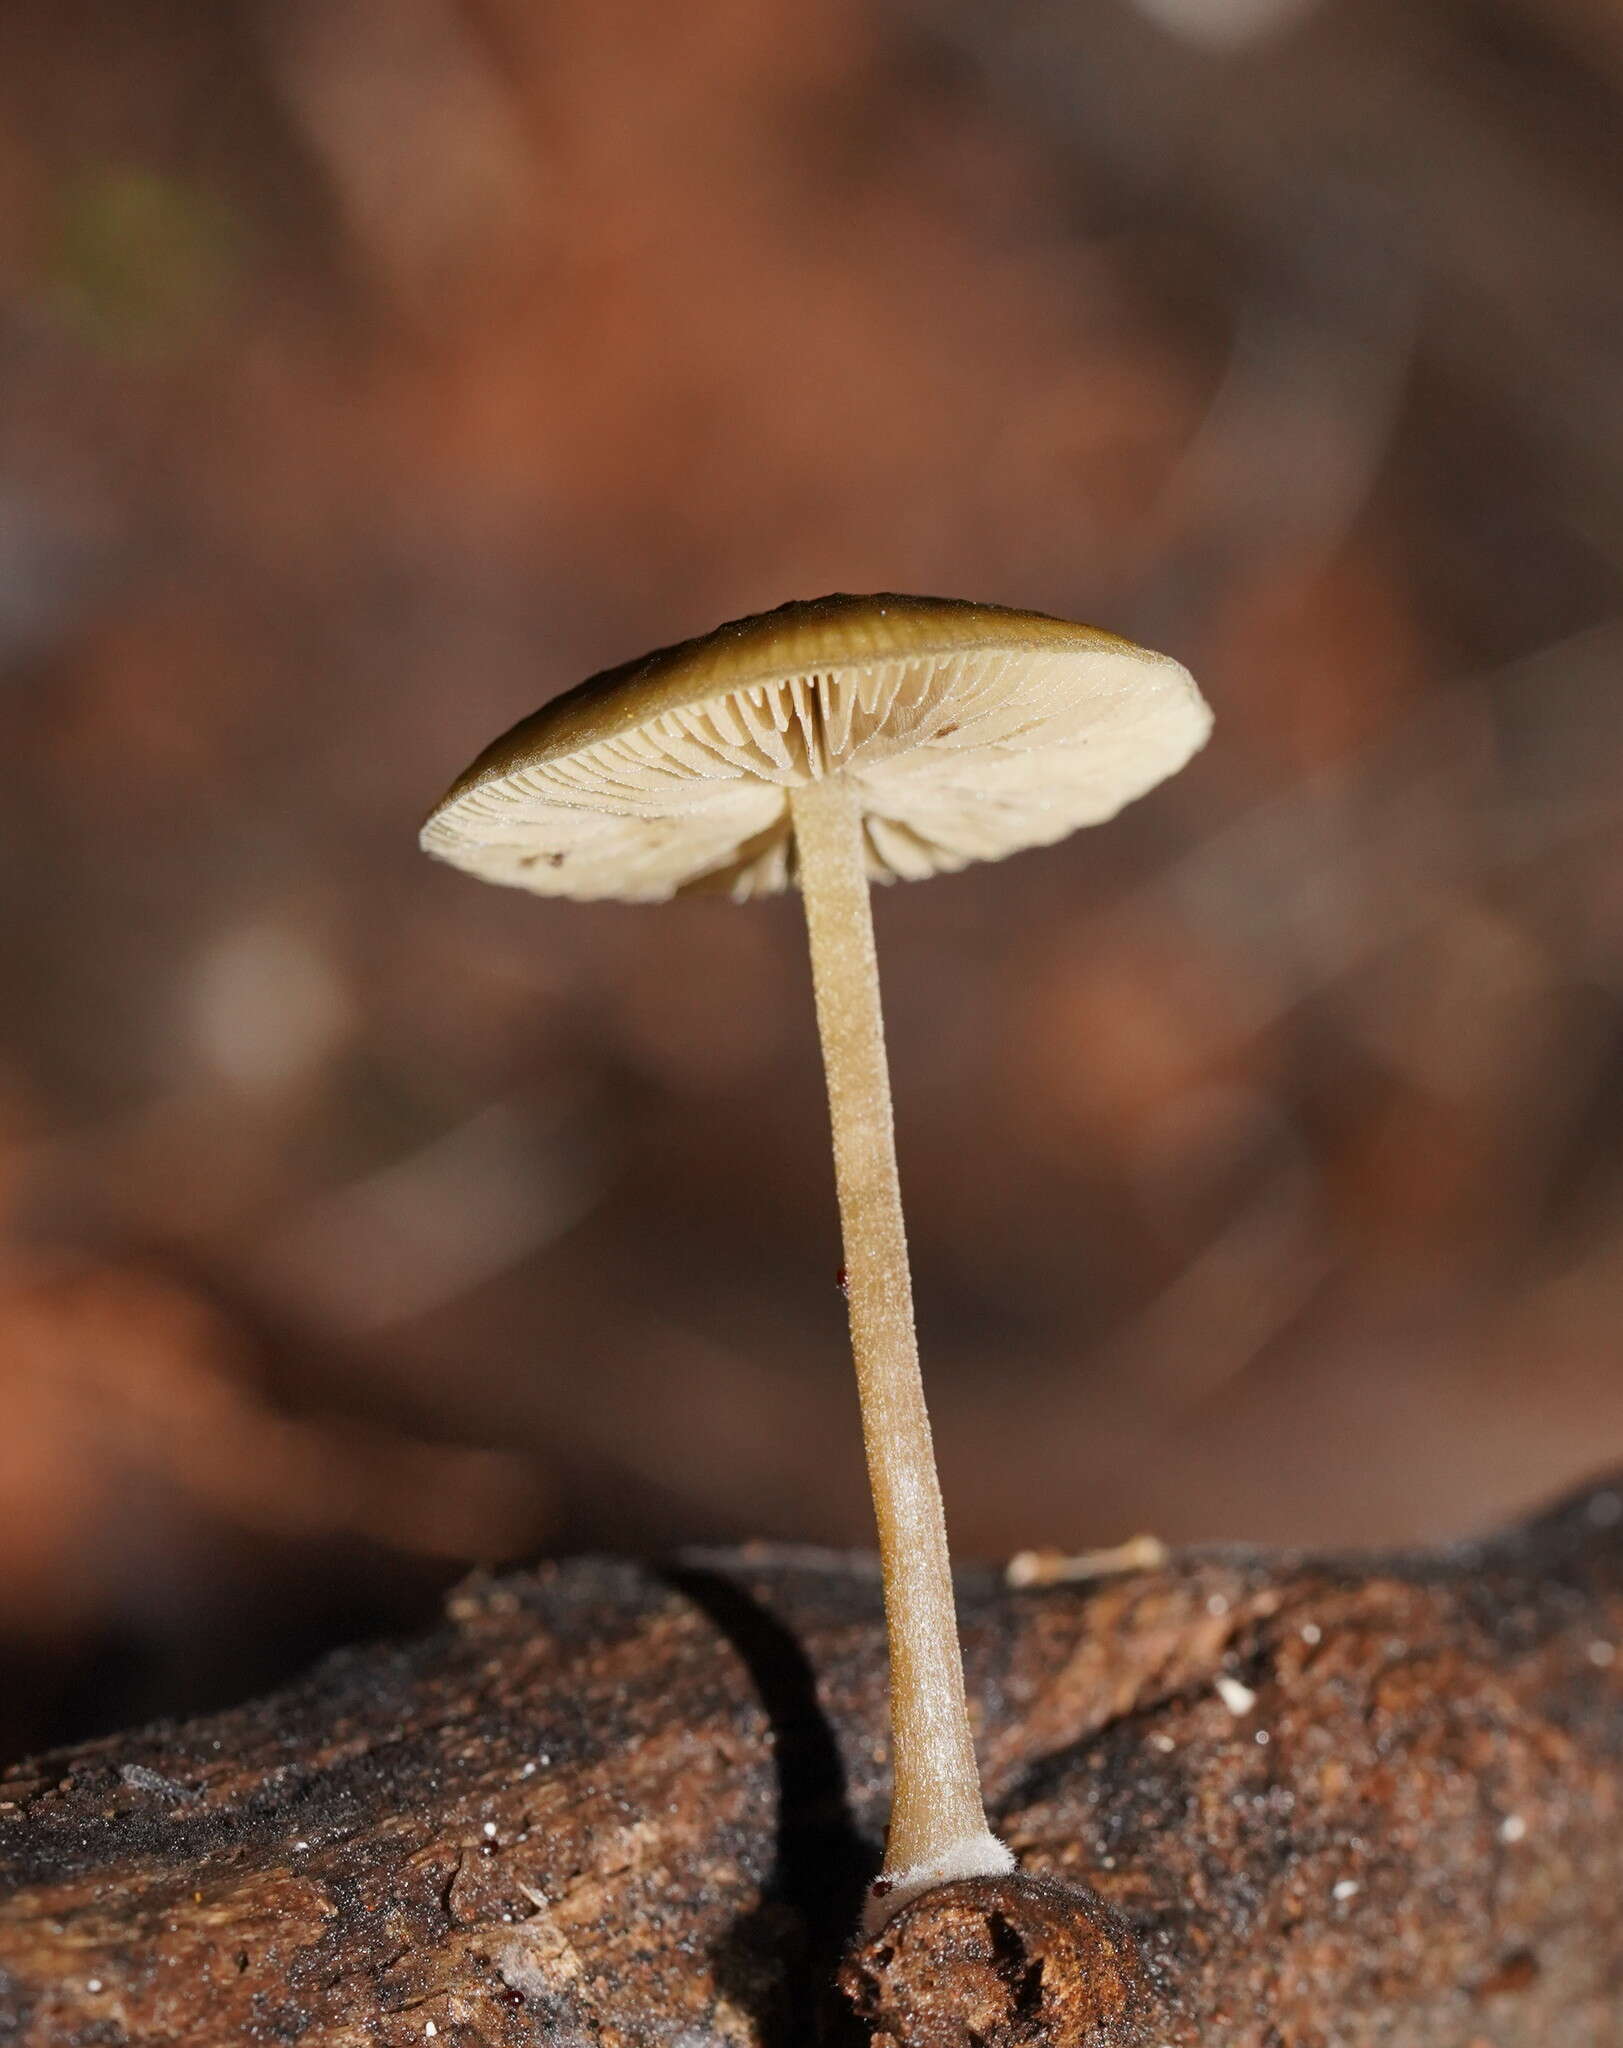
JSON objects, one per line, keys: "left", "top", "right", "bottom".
{"left": 789, "top": 774, "right": 1010, "bottom": 1910}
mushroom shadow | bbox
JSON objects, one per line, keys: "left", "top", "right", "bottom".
{"left": 661, "top": 1563, "right": 875, "bottom": 2045}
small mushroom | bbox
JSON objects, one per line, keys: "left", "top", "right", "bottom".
{"left": 421, "top": 593, "right": 1211, "bottom": 1927}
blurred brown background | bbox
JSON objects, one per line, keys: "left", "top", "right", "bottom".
{"left": 1, "top": 0, "right": 1621, "bottom": 1760}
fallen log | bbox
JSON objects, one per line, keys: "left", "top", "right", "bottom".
{"left": 0, "top": 1479, "right": 1619, "bottom": 2045}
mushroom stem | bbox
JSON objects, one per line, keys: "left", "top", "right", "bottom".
{"left": 789, "top": 771, "right": 1013, "bottom": 1925}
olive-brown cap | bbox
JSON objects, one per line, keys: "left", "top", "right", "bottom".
{"left": 420, "top": 593, "right": 1211, "bottom": 901}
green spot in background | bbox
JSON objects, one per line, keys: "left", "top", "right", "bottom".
{"left": 49, "top": 164, "right": 239, "bottom": 358}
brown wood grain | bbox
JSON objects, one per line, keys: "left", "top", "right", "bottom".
{"left": 1, "top": 1481, "right": 1620, "bottom": 2044}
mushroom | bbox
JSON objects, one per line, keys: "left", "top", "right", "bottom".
{"left": 420, "top": 593, "right": 1211, "bottom": 1926}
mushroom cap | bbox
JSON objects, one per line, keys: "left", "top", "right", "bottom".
{"left": 420, "top": 593, "right": 1211, "bottom": 902}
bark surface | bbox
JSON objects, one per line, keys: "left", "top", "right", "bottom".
{"left": 1, "top": 1480, "right": 1620, "bottom": 2046}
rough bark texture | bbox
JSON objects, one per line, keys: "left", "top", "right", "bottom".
{"left": 1, "top": 1480, "right": 1620, "bottom": 2046}
{"left": 840, "top": 1875, "right": 1154, "bottom": 2047}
